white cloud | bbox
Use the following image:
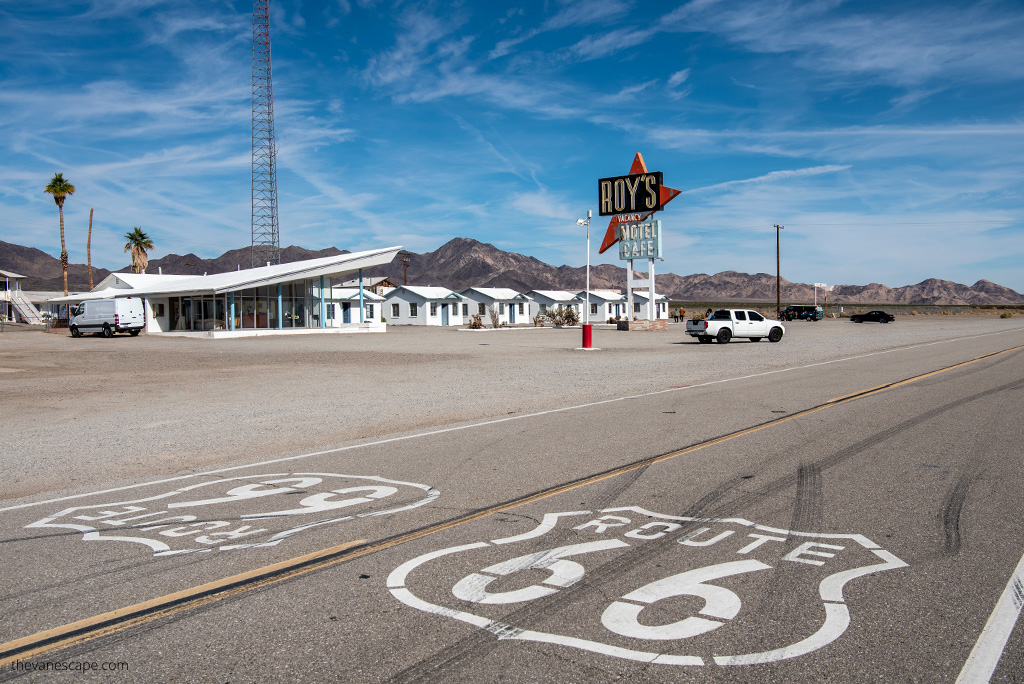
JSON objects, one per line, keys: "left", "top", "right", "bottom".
{"left": 667, "top": 68, "right": 690, "bottom": 88}
{"left": 685, "top": 165, "right": 851, "bottom": 194}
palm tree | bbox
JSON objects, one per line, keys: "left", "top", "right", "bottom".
{"left": 123, "top": 227, "right": 154, "bottom": 274}
{"left": 87, "top": 207, "right": 94, "bottom": 289}
{"left": 44, "top": 173, "right": 75, "bottom": 296}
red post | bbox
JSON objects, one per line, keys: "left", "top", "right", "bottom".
{"left": 582, "top": 324, "right": 593, "bottom": 349}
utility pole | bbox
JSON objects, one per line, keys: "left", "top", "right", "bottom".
{"left": 398, "top": 251, "right": 411, "bottom": 285}
{"left": 185, "top": 262, "right": 195, "bottom": 275}
{"left": 774, "top": 224, "right": 784, "bottom": 319}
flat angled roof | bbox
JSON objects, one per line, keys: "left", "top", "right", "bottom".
{"left": 49, "top": 247, "right": 401, "bottom": 303}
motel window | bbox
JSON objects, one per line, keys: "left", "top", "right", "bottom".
{"left": 152, "top": 303, "right": 165, "bottom": 317}
{"left": 634, "top": 303, "right": 641, "bottom": 313}
{"left": 591, "top": 303, "right": 598, "bottom": 315}
{"left": 478, "top": 303, "right": 485, "bottom": 315}
{"left": 392, "top": 303, "right": 400, "bottom": 318}
{"left": 608, "top": 303, "right": 613, "bottom": 314}
{"left": 539, "top": 304, "right": 547, "bottom": 314}
{"left": 462, "top": 303, "right": 468, "bottom": 316}
{"left": 326, "top": 304, "right": 335, "bottom": 319}
{"left": 409, "top": 303, "right": 418, "bottom": 317}
{"left": 366, "top": 304, "right": 374, "bottom": 320}
{"left": 430, "top": 302, "right": 438, "bottom": 316}
{"left": 499, "top": 303, "right": 505, "bottom": 315}
{"left": 518, "top": 303, "right": 524, "bottom": 315}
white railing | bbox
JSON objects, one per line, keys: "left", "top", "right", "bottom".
{"left": 10, "top": 291, "right": 43, "bottom": 325}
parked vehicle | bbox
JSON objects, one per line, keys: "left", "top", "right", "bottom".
{"left": 782, "top": 305, "right": 823, "bottom": 321}
{"left": 850, "top": 310, "right": 894, "bottom": 323}
{"left": 70, "top": 297, "right": 145, "bottom": 337}
{"left": 686, "top": 309, "right": 785, "bottom": 344}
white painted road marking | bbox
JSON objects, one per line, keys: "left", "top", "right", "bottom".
{"left": 956, "top": 547, "right": 1024, "bottom": 683}
{"left": 388, "top": 508, "right": 908, "bottom": 667}
{"left": 24, "top": 473, "right": 438, "bottom": 556}
{"left": 4, "top": 328, "right": 1020, "bottom": 514}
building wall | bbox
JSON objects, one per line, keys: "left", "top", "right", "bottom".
{"left": 146, "top": 297, "right": 171, "bottom": 333}
{"left": 630, "top": 299, "right": 670, "bottom": 320}
{"left": 531, "top": 295, "right": 581, "bottom": 320}
{"left": 461, "top": 293, "right": 530, "bottom": 325}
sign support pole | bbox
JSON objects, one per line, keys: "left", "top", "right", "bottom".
{"left": 626, "top": 261, "right": 634, "bottom": 321}
{"left": 648, "top": 257, "right": 656, "bottom": 321}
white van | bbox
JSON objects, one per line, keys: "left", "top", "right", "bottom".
{"left": 70, "top": 297, "right": 146, "bottom": 337}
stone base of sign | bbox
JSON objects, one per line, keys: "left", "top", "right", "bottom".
{"left": 616, "top": 319, "right": 668, "bottom": 331}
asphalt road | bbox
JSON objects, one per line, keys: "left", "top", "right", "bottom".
{"left": 1, "top": 319, "right": 1022, "bottom": 682}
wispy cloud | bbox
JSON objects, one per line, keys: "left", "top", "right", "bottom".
{"left": 684, "top": 165, "right": 851, "bottom": 194}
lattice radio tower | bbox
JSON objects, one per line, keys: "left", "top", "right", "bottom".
{"left": 251, "top": 0, "right": 281, "bottom": 267}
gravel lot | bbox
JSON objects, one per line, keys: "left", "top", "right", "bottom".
{"left": 1, "top": 315, "right": 1020, "bottom": 502}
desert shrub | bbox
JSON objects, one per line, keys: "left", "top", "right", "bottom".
{"left": 546, "top": 306, "right": 580, "bottom": 326}
{"left": 1000, "top": 312, "right": 1013, "bottom": 318}
{"left": 468, "top": 314, "right": 483, "bottom": 329}
{"left": 487, "top": 304, "right": 500, "bottom": 328}
{"left": 532, "top": 312, "right": 546, "bottom": 327}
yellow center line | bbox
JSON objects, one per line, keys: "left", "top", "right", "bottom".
{"left": 2, "top": 343, "right": 1022, "bottom": 666}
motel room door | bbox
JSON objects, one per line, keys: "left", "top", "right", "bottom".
{"left": 441, "top": 304, "right": 449, "bottom": 326}
{"left": 342, "top": 303, "right": 350, "bottom": 324}
{"left": 508, "top": 304, "right": 515, "bottom": 324}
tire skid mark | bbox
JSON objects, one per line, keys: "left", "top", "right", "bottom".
{"left": 791, "top": 463, "right": 823, "bottom": 533}
{"left": 941, "top": 473, "right": 973, "bottom": 556}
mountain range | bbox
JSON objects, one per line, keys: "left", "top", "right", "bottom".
{"left": 2, "top": 238, "right": 1021, "bottom": 305}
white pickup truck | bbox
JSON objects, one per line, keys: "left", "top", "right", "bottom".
{"left": 686, "top": 309, "right": 785, "bottom": 344}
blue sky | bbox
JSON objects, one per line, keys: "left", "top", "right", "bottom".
{"left": 3, "top": 0, "right": 1024, "bottom": 291}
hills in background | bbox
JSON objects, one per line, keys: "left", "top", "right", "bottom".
{"left": 2, "top": 237, "right": 1021, "bottom": 305}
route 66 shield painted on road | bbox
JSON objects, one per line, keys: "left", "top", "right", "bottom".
{"left": 388, "top": 506, "right": 907, "bottom": 667}
{"left": 25, "top": 472, "right": 438, "bottom": 556}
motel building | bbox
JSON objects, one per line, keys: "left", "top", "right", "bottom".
{"left": 579, "top": 290, "right": 627, "bottom": 322}
{"left": 460, "top": 287, "right": 533, "bottom": 326}
{"left": 383, "top": 286, "right": 467, "bottom": 326}
{"left": 49, "top": 247, "right": 401, "bottom": 337}
{"left": 525, "top": 290, "right": 583, "bottom": 320}
{"left": 630, "top": 290, "right": 671, "bottom": 320}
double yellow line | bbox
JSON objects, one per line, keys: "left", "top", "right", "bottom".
{"left": 2, "top": 343, "right": 1021, "bottom": 666}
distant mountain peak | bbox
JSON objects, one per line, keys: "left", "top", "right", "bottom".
{"left": 2, "top": 238, "right": 1021, "bottom": 304}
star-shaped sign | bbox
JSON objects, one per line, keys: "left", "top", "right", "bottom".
{"left": 598, "top": 152, "right": 681, "bottom": 254}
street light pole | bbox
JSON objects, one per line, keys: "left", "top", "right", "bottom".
{"left": 774, "top": 224, "right": 784, "bottom": 319}
{"left": 577, "top": 211, "right": 592, "bottom": 325}
{"left": 577, "top": 211, "right": 593, "bottom": 349}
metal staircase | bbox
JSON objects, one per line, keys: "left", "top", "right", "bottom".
{"left": 10, "top": 291, "right": 44, "bottom": 325}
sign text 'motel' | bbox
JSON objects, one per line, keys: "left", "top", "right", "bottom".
{"left": 618, "top": 220, "right": 662, "bottom": 260}
{"left": 598, "top": 172, "right": 664, "bottom": 216}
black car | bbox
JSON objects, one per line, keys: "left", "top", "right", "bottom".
{"left": 850, "top": 310, "right": 894, "bottom": 323}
